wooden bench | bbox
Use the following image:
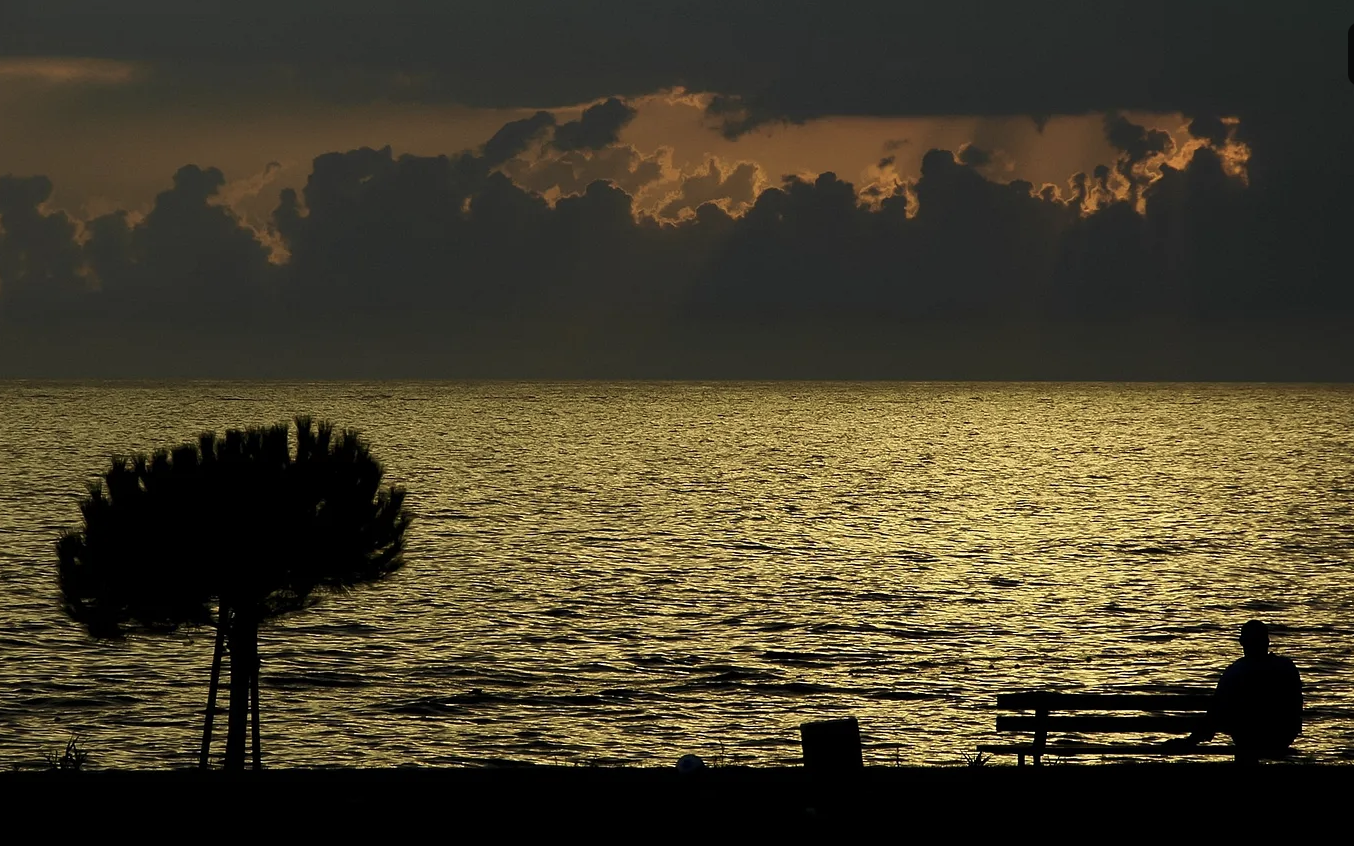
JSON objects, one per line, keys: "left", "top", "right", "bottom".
{"left": 977, "top": 692, "right": 1241, "bottom": 766}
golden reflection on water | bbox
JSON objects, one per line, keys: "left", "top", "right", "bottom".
{"left": 0, "top": 382, "right": 1351, "bottom": 768}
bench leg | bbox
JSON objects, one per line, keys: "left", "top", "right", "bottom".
{"left": 1032, "top": 716, "right": 1047, "bottom": 769}
{"left": 1017, "top": 752, "right": 1025, "bottom": 767}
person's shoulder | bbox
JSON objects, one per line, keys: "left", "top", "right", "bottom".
{"left": 1270, "top": 653, "right": 1301, "bottom": 676}
{"left": 1223, "top": 655, "right": 1252, "bottom": 673}
{"left": 1220, "top": 657, "right": 1249, "bottom": 681}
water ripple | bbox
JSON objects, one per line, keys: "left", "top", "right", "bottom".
{"left": 1, "top": 381, "right": 1352, "bottom": 768}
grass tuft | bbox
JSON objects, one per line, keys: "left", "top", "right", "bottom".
{"left": 44, "top": 734, "right": 90, "bottom": 771}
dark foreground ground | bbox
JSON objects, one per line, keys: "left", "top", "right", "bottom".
{"left": 4, "top": 764, "right": 1349, "bottom": 833}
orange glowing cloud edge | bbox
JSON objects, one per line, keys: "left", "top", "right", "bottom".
{"left": 503, "top": 91, "right": 1251, "bottom": 221}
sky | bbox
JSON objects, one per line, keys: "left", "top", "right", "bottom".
{"left": 0, "top": 2, "right": 1351, "bottom": 379}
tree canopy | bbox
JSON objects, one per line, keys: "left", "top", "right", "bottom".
{"left": 58, "top": 416, "right": 411, "bottom": 768}
{"left": 58, "top": 416, "right": 410, "bottom": 636}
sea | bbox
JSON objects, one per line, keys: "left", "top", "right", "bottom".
{"left": 1, "top": 381, "right": 1351, "bottom": 769}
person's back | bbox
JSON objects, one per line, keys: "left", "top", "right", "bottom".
{"left": 1170, "top": 619, "right": 1302, "bottom": 759}
{"left": 1214, "top": 648, "right": 1302, "bottom": 754}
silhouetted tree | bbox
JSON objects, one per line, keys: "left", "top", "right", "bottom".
{"left": 57, "top": 416, "right": 411, "bottom": 769}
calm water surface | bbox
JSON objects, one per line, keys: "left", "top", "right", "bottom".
{"left": 1, "top": 381, "right": 1351, "bottom": 768}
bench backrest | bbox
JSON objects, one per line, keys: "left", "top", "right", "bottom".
{"left": 994, "top": 692, "right": 1214, "bottom": 735}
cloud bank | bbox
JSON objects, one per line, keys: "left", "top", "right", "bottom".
{"left": 1, "top": 105, "right": 1349, "bottom": 379}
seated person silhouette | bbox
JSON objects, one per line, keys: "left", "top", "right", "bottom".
{"left": 1165, "top": 620, "right": 1302, "bottom": 759}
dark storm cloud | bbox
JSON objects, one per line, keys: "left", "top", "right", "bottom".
{"left": 481, "top": 110, "right": 556, "bottom": 167}
{"left": 1187, "top": 115, "right": 1232, "bottom": 148}
{"left": 552, "top": 99, "right": 638, "bottom": 152}
{"left": 0, "top": 175, "right": 84, "bottom": 308}
{"left": 957, "top": 145, "right": 993, "bottom": 167}
{"left": 705, "top": 94, "right": 793, "bottom": 140}
{"left": 4, "top": 102, "right": 1352, "bottom": 378}
{"left": 118, "top": 165, "right": 271, "bottom": 303}
{"left": 50, "top": 164, "right": 272, "bottom": 320}
{"left": 0, "top": 160, "right": 280, "bottom": 372}
{"left": 1105, "top": 114, "right": 1173, "bottom": 164}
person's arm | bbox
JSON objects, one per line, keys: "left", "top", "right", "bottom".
{"left": 1175, "top": 724, "right": 1217, "bottom": 746}
{"left": 1164, "top": 724, "right": 1215, "bottom": 749}
{"left": 1164, "top": 673, "right": 1228, "bottom": 749}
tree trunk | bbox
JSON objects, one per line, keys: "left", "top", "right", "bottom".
{"left": 224, "top": 609, "right": 258, "bottom": 771}
{"left": 198, "top": 602, "right": 229, "bottom": 769}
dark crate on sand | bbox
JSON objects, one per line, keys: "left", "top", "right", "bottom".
{"left": 800, "top": 717, "right": 863, "bottom": 771}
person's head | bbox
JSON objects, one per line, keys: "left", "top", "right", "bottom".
{"left": 1239, "top": 620, "right": 1270, "bottom": 657}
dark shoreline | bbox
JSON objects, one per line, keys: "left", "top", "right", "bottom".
{"left": 8, "top": 764, "right": 1351, "bottom": 829}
